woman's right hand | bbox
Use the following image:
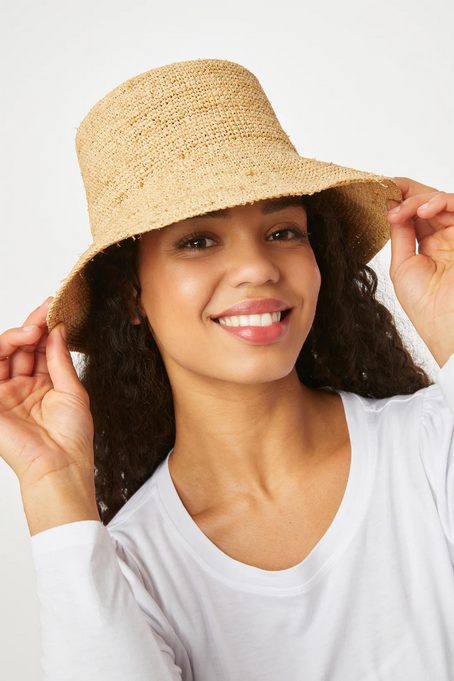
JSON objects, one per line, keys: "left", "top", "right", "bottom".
{"left": 0, "top": 297, "right": 95, "bottom": 493}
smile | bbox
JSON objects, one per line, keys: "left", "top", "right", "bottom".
{"left": 213, "top": 309, "right": 292, "bottom": 345}
{"left": 217, "top": 312, "right": 282, "bottom": 327}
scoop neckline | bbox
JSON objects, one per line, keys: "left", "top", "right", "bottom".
{"left": 156, "top": 390, "right": 373, "bottom": 590}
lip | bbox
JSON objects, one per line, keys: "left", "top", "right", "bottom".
{"left": 212, "top": 297, "right": 291, "bottom": 319}
{"left": 215, "top": 311, "right": 292, "bottom": 345}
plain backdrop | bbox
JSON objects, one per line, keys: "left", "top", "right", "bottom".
{"left": 1, "top": 0, "right": 453, "bottom": 677}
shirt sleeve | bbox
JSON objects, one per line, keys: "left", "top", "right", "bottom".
{"left": 419, "top": 352, "right": 454, "bottom": 564}
{"left": 30, "top": 520, "right": 185, "bottom": 681}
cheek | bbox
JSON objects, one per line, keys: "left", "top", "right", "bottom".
{"left": 139, "top": 259, "right": 214, "bottom": 332}
{"left": 170, "top": 267, "right": 210, "bottom": 303}
{"left": 292, "top": 250, "right": 322, "bottom": 303}
{"left": 310, "top": 259, "right": 322, "bottom": 298}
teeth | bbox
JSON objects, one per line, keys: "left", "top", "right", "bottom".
{"left": 218, "top": 311, "right": 282, "bottom": 327}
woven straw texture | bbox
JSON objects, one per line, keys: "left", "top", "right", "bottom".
{"left": 46, "top": 58, "right": 402, "bottom": 352}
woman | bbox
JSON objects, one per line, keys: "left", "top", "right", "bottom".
{"left": 1, "top": 59, "right": 454, "bottom": 680}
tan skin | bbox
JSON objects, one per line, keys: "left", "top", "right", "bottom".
{"left": 2, "top": 177, "right": 453, "bottom": 549}
{"left": 0, "top": 196, "right": 351, "bottom": 556}
{"left": 134, "top": 197, "right": 351, "bottom": 570}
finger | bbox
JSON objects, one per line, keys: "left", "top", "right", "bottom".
{"left": 417, "top": 194, "right": 454, "bottom": 229}
{"left": 387, "top": 191, "right": 444, "bottom": 224}
{"left": 392, "top": 177, "right": 440, "bottom": 199}
{"left": 417, "top": 211, "right": 454, "bottom": 232}
{"left": 8, "top": 297, "right": 55, "bottom": 379}
{"left": 389, "top": 220, "right": 417, "bottom": 282}
{"left": 10, "top": 327, "right": 47, "bottom": 379}
{"left": 386, "top": 199, "right": 401, "bottom": 212}
{"left": 45, "top": 324, "right": 88, "bottom": 401}
{"left": 0, "top": 326, "right": 43, "bottom": 383}
{"left": 32, "top": 329, "right": 50, "bottom": 377}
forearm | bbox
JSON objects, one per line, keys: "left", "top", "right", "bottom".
{"left": 31, "top": 521, "right": 182, "bottom": 680}
{"left": 21, "top": 469, "right": 101, "bottom": 537}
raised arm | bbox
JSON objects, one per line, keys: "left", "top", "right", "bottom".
{"left": 0, "top": 299, "right": 184, "bottom": 680}
{"left": 0, "top": 298, "right": 99, "bottom": 533}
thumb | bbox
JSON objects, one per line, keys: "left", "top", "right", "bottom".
{"left": 45, "top": 323, "right": 87, "bottom": 400}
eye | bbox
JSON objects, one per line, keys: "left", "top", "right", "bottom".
{"left": 176, "top": 232, "right": 217, "bottom": 250}
{"left": 267, "top": 226, "right": 311, "bottom": 241}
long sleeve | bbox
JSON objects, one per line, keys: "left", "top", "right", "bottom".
{"left": 437, "top": 353, "right": 454, "bottom": 416}
{"left": 30, "top": 520, "right": 184, "bottom": 681}
{"left": 419, "top": 352, "right": 454, "bottom": 564}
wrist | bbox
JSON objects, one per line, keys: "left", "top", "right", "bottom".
{"left": 422, "top": 336, "right": 454, "bottom": 369}
{"left": 21, "top": 470, "right": 100, "bottom": 537}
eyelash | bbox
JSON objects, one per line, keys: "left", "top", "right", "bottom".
{"left": 176, "top": 226, "right": 312, "bottom": 250}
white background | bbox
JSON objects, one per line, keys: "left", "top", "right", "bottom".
{"left": 1, "top": 0, "right": 453, "bottom": 677}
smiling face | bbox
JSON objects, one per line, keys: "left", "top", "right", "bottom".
{"left": 135, "top": 196, "right": 321, "bottom": 386}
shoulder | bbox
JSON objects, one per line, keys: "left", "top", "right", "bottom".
{"left": 356, "top": 353, "right": 454, "bottom": 425}
{"left": 336, "top": 356, "right": 454, "bottom": 468}
{"left": 106, "top": 455, "right": 169, "bottom": 536}
{"left": 339, "top": 363, "right": 452, "bottom": 422}
{"left": 333, "top": 374, "right": 452, "bottom": 457}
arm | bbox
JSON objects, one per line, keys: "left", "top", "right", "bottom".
{"left": 30, "top": 520, "right": 183, "bottom": 681}
{"left": 436, "top": 351, "right": 454, "bottom": 415}
{"left": 21, "top": 469, "right": 100, "bottom": 537}
{"left": 419, "top": 352, "right": 454, "bottom": 565}
{"left": 0, "top": 302, "right": 183, "bottom": 680}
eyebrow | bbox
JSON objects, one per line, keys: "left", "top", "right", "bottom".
{"left": 187, "top": 196, "right": 306, "bottom": 220}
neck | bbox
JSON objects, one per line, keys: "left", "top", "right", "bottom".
{"left": 168, "top": 367, "right": 338, "bottom": 502}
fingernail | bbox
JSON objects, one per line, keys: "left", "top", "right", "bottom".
{"left": 419, "top": 202, "right": 429, "bottom": 210}
{"left": 59, "top": 323, "right": 67, "bottom": 342}
{"left": 389, "top": 204, "right": 401, "bottom": 213}
{"left": 41, "top": 296, "right": 54, "bottom": 306}
{"left": 22, "top": 325, "right": 38, "bottom": 332}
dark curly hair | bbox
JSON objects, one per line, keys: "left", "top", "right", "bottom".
{"left": 78, "top": 191, "right": 433, "bottom": 526}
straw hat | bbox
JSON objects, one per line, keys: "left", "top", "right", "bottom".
{"left": 46, "top": 58, "right": 401, "bottom": 353}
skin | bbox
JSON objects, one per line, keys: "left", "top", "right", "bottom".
{"left": 4, "top": 176, "right": 452, "bottom": 546}
{"left": 387, "top": 177, "right": 454, "bottom": 367}
{"left": 134, "top": 197, "right": 351, "bottom": 569}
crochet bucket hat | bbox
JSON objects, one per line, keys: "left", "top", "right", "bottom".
{"left": 46, "top": 58, "right": 402, "bottom": 353}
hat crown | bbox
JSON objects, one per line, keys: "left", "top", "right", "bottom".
{"left": 75, "top": 59, "right": 297, "bottom": 242}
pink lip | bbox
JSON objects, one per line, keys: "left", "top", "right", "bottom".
{"left": 216, "top": 312, "right": 292, "bottom": 345}
{"left": 212, "top": 297, "right": 291, "bottom": 319}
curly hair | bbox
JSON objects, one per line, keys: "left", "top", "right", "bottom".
{"left": 78, "top": 191, "right": 433, "bottom": 526}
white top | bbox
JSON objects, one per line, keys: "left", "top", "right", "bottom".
{"left": 31, "top": 353, "right": 454, "bottom": 681}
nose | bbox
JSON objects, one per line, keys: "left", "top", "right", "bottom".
{"left": 224, "top": 238, "right": 280, "bottom": 288}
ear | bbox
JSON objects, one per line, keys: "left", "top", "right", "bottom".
{"left": 118, "top": 276, "right": 144, "bottom": 326}
{"left": 129, "top": 311, "right": 142, "bottom": 326}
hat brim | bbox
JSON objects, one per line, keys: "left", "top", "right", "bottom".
{"left": 47, "top": 155, "right": 401, "bottom": 352}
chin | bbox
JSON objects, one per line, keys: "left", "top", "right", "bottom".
{"left": 202, "top": 355, "right": 299, "bottom": 386}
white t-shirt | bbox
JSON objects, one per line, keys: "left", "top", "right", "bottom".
{"left": 31, "top": 353, "right": 454, "bottom": 681}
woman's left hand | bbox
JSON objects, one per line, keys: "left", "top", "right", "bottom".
{"left": 387, "top": 177, "right": 454, "bottom": 367}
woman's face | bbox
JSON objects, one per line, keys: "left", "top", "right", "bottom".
{"left": 135, "top": 196, "right": 321, "bottom": 385}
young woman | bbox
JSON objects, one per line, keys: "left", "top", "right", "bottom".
{"left": 1, "top": 59, "right": 454, "bottom": 680}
